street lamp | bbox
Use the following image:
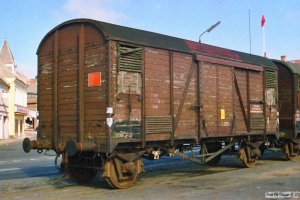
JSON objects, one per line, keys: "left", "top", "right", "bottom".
{"left": 199, "top": 21, "right": 221, "bottom": 43}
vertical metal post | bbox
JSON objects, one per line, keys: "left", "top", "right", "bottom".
{"left": 216, "top": 65, "right": 219, "bottom": 134}
{"left": 169, "top": 51, "right": 174, "bottom": 146}
{"left": 232, "top": 67, "right": 235, "bottom": 134}
{"left": 248, "top": 9, "right": 252, "bottom": 54}
{"left": 263, "top": 70, "right": 267, "bottom": 135}
{"left": 196, "top": 61, "right": 201, "bottom": 143}
{"left": 78, "top": 24, "right": 85, "bottom": 143}
{"left": 292, "top": 73, "right": 297, "bottom": 137}
{"left": 246, "top": 71, "right": 250, "bottom": 132}
{"left": 53, "top": 30, "right": 59, "bottom": 151}
{"left": 142, "top": 48, "right": 146, "bottom": 148}
{"left": 106, "top": 41, "right": 113, "bottom": 152}
{"left": 37, "top": 56, "right": 40, "bottom": 140}
{"left": 262, "top": 24, "right": 266, "bottom": 57}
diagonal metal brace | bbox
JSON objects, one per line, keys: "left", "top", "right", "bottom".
{"left": 205, "top": 142, "right": 235, "bottom": 164}
{"left": 175, "top": 151, "right": 206, "bottom": 165}
{"left": 175, "top": 142, "right": 236, "bottom": 165}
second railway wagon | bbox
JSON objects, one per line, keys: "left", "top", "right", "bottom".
{"left": 23, "top": 19, "right": 297, "bottom": 189}
{"left": 273, "top": 58, "right": 300, "bottom": 159}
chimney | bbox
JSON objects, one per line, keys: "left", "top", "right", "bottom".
{"left": 281, "top": 55, "right": 286, "bottom": 62}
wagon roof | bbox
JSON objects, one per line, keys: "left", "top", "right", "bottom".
{"left": 38, "top": 18, "right": 276, "bottom": 69}
{"left": 273, "top": 59, "right": 300, "bottom": 74}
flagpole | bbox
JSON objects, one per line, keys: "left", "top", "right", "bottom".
{"left": 263, "top": 25, "right": 266, "bottom": 57}
{"left": 261, "top": 15, "right": 266, "bottom": 57}
{"left": 248, "top": 9, "right": 252, "bottom": 54}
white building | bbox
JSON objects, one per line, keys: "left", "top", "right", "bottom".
{"left": 0, "top": 75, "right": 9, "bottom": 139}
{"left": 0, "top": 40, "right": 28, "bottom": 139}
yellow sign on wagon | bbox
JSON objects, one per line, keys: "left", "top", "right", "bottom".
{"left": 221, "top": 109, "right": 225, "bottom": 120}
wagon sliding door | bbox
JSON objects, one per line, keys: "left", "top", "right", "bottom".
{"left": 233, "top": 68, "right": 265, "bottom": 134}
{"left": 199, "top": 61, "right": 235, "bottom": 137}
{"left": 37, "top": 23, "right": 107, "bottom": 150}
{"left": 196, "top": 55, "right": 267, "bottom": 137}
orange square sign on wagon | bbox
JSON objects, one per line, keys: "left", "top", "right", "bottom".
{"left": 88, "top": 72, "right": 101, "bottom": 87}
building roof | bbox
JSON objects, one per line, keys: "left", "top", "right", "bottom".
{"left": 0, "top": 40, "right": 28, "bottom": 87}
{"left": 0, "top": 40, "right": 16, "bottom": 81}
{"left": 0, "top": 62, "right": 15, "bottom": 79}
{"left": 0, "top": 74, "right": 10, "bottom": 87}
{"left": 16, "top": 71, "right": 29, "bottom": 85}
{"left": 290, "top": 59, "right": 300, "bottom": 64}
{"left": 38, "top": 18, "right": 277, "bottom": 69}
{"left": 27, "top": 79, "right": 37, "bottom": 94}
{"left": 0, "top": 62, "right": 13, "bottom": 87}
{"left": 0, "top": 40, "right": 16, "bottom": 66}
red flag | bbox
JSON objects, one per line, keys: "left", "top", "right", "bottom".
{"left": 261, "top": 15, "right": 266, "bottom": 27}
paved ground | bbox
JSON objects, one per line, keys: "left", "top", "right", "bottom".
{"left": 0, "top": 139, "right": 299, "bottom": 200}
{"left": 0, "top": 130, "right": 36, "bottom": 146}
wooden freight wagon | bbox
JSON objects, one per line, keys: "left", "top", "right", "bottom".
{"left": 23, "top": 19, "right": 292, "bottom": 189}
{"left": 273, "top": 58, "right": 300, "bottom": 160}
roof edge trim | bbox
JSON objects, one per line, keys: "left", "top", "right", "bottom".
{"left": 272, "top": 59, "right": 296, "bottom": 74}
{"left": 36, "top": 18, "right": 109, "bottom": 54}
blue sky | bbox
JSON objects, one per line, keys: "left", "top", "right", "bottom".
{"left": 1, "top": 0, "right": 299, "bottom": 78}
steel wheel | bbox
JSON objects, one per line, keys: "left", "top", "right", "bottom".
{"left": 104, "top": 157, "right": 139, "bottom": 189}
{"left": 283, "top": 143, "right": 297, "bottom": 161}
{"left": 238, "top": 148, "right": 256, "bottom": 168}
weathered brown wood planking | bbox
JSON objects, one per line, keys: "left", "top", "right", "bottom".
{"left": 172, "top": 53, "right": 196, "bottom": 139}
{"left": 198, "top": 61, "right": 269, "bottom": 137}
{"left": 277, "top": 63, "right": 294, "bottom": 133}
{"left": 145, "top": 48, "right": 170, "bottom": 115}
{"left": 278, "top": 66, "right": 293, "bottom": 118}
{"left": 36, "top": 20, "right": 279, "bottom": 154}
{"left": 82, "top": 25, "right": 107, "bottom": 143}
{"left": 234, "top": 69, "right": 248, "bottom": 132}
{"left": 111, "top": 42, "right": 142, "bottom": 125}
{"left": 200, "top": 63, "right": 218, "bottom": 135}
{"left": 38, "top": 34, "right": 55, "bottom": 142}
{"left": 37, "top": 24, "right": 108, "bottom": 147}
